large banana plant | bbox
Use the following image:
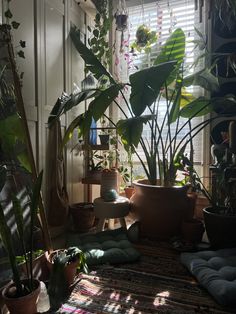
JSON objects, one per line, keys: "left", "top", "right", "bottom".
{"left": 49, "top": 26, "right": 236, "bottom": 186}
{"left": 0, "top": 166, "right": 43, "bottom": 296}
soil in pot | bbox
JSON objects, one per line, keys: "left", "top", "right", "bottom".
{"left": 130, "top": 180, "right": 195, "bottom": 239}
{"left": 69, "top": 203, "right": 95, "bottom": 233}
{"left": 2, "top": 279, "right": 40, "bottom": 314}
{"left": 203, "top": 206, "right": 236, "bottom": 248}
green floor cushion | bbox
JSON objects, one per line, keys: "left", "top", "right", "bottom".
{"left": 66, "top": 228, "right": 141, "bottom": 266}
{"left": 181, "top": 248, "right": 236, "bottom": 307}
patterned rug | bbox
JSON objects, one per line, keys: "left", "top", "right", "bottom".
{"left": 59, "top": 241, "right": 235, "bottom": 314}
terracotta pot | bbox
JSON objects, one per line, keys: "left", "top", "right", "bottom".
{"left": 124, "top": 186, "right": 135, "bottom": 199}
{"left": 203, "top": 206, "right": 236, "bottom": 248}
{"left": 194, "top": 195, "right": 210, "bottom": 220}
{"left": 20, "top": 254, "right": 49, "bottom": 282}
{"left": 130, "top": 180, "right": 194, "bottom": 239}
{"left": 45, "top": 250, "right": 79, "bottom": 286}
{"left": 2, "top": 279, "right": 40, "bottom": 314}
{"left": 69, "top": 203, "right": 95, "bottom": 232}
{"left": 100, "top": 168, "right": 118, "bottom": 200}
{"left": 181, "top": 218, "right": 205, "bottom": 243}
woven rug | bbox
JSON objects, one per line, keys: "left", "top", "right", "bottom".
{"left": 59, "top": 241, "right": 235, "bottom": 314}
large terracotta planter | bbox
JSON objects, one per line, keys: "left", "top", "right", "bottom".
{"left": 203, "top": 206, "right": 236, "bottom": 248}
{"left": 2, "top": 279, "right": 40, "bottom": 314}
{"left": 130, "top": 180, "right": 194, "bottom": 239}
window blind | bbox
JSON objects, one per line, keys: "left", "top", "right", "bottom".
{"left": 114, "top": 0, "right": 206, "bottom": 178}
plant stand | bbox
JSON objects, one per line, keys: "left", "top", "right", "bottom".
{"left": 94, "top": 196, "right": 130, "bottom": 231}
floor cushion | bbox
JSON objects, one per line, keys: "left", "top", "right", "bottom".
{"left": 66, "top": 228, "right": 141, "bottom": 266}
{"left": 181, "top": 248, "right": 236, "bottom": 306}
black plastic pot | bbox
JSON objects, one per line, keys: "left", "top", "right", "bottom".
{"left": 99, "top": 134, "right": 109, "bottom": 145}
{"left": 203, "top": 206, "right": 236, "bottom": 248}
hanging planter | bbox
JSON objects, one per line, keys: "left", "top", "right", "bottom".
{"left": 115, "top": 13, "right": 128, "bottom": 32}
{"left": 132, "top": 25, "right": 157, "bottom": 52}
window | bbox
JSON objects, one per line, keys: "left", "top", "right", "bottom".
{"left": 114, "top": 0, "right": 207, "bottom": 181}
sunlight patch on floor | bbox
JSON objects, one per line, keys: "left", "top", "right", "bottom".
{"left": 153, "top": 290, "right": 170, "bottom": 306}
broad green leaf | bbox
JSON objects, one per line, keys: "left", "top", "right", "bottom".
{"left": 130, "top": 61, "right": 176, "bottom": 116}
{"left": 154, "top": 28, "right": 185, "bottom": 84}
{"left": 0, "top": 166, "right": 6, "bottom": 192}
{"left": 89, "top": 84, "right": 121, "bottom": 121}
{"left": 117, "top": 115, "right": 152, "bottom": 149}
{"left": 78, "top": 110, "right": 93, "bottom": 139}
{"left": 169, "top": 86, "right": 182, "bottom": 123}
{"left": 0, "top": 113, "right": 26, "bottom": 154}
{"left": 70, "top": 26, "right": 115, "bottom": 84}
{"left": 183, "top": 69, "right": 219, "bottom": 92}
{"left": 48, "top": 89, "right": 98, "bottom": 125}
{"left": 154, "top": 28, "right": 185, "bottom": 65}
{"left": 61, "top": 112, "right": 91, "bottom": 148}
{"left": 180, "top": 96, "right": 212, "bottom": 118}
{"left": 17, "top": 150, "right": 32, "bottom": 173}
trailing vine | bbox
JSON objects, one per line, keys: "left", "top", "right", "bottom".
{"left": 87, "top": 0, "right": 111, "bottom": 69}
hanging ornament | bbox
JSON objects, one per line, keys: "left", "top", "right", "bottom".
{"left": 115, "top": 0, "right": 128, "bottom": 32}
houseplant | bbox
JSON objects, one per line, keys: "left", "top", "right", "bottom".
{"left": 203, "top": 120, "right": 236, "bottom": 248}
{"left": 0, "top": 166, "right": 43, "bottom": 314}
{"left": 49, "top": 27, "right": 231, "bottom": 239}
{"left": 46, "top": 246, "right": 88, "bottom": 310}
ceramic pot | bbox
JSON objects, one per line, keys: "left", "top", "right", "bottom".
{"left": 2, "top": 279, "right": 40, "bottom": 314}
{"left": 69, "top": 202, "right": 95, "bottom": 232}
{"left": 100, "top": 169, "right": 118, "bottom": 200}
{"left": 124, "top": 186, "right": 135, "bottom": 199}
{"left": 130, "top": 180, "right": 194, "bottom": 239}
{"left": 181, "top": 218, "right": 205, "bottom": 243}
{"left": 203, "top": 206, "right": 236, "bottom": 248}
{"left": 45, "top": 250, "right": 79, "bottom": 286}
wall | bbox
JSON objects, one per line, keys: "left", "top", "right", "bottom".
{"left": 1, "top": 0, "right": 96, "bottom": 205}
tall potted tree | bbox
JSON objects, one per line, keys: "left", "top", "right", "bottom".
{"left": 0, "top": 166, "right": 44, "bottom": 314}
{"left": 48, "top": 27, "right": 233, "bottom": 239}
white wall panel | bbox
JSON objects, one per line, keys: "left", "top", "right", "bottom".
{"left": 45, "top": 2, "right": 64, "bottom": 108}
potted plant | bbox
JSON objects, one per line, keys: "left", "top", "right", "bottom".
{"left": 0, "top": 166, "right": 44, "bottom": 314}
{"left": 131, "top": 24, "right": 157, "bottom": 53}
{"left": 46, "top": 246, "right": 88, "bottom": 311}
{"left": 202, "top": 120, "right": 236, "bottom": 248}
{"left": 48, "top": 27, "right": 233, "bottom": 239}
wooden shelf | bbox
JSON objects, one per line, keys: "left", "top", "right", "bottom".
{"left": 82, "top": 144, "right": 109, "bottom": 150}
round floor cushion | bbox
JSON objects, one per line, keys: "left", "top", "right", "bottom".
{"left": 67, "top": 228, "right": 140, "bottom": 266}
{"left": 181, "top": 248, "right": 236, "bottom": 307}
